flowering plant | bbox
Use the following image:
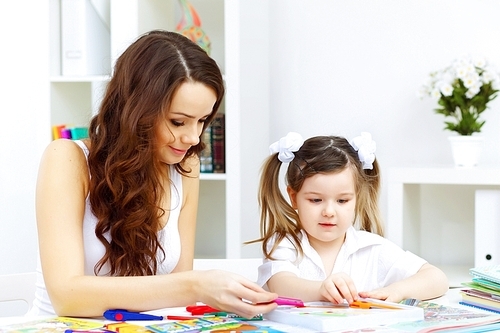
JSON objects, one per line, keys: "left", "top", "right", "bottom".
{"left": 418, "top": 55, "right": 500, "bottom": 136}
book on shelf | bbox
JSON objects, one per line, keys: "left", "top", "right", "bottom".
{"left": 200, "top": 113, "right": 225, "bottom": 174}
{"left": 211, "top": 113, "right": 225, "bottom": 174}
{"left": 200, "top": 125, "right": 213, "bottom": 173}
{"left": 52, "top": 124, "right": 89, "bottom": 140}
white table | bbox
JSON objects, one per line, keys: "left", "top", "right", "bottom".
{"left": 0, "top": 289, "right": 496, "bottom": 333}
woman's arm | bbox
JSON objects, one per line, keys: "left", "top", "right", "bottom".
{"left": 36, "top": 140, "right": 277, "bottom": 317}
{"left": 358, "top": 263, "right": 449, "bottom": 302}
{"left": 172, "top": 155, "right": 200, "bottom": 272}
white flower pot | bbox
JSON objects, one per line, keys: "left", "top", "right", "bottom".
{"left": 448, "top": 136, "right": 484, "bottom": 167}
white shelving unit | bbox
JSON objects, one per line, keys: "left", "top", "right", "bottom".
{"left": 48, "top": 0, "right": 270, "bottom": 259}
{"left": 387, "top": 166, "right": 500, "bottom": 286}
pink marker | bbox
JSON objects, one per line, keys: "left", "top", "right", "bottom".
{"left": 274, "top": 296, "right": 305, "bottom": 307}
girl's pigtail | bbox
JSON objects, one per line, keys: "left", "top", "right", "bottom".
{"left": 255, "top": 154, "right": 303, "bottom": 260}
{"left": 359, "top": 159, "right": 384, "bottom": 236}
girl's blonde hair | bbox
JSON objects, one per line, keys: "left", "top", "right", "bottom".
{"left": 254, "top": 135, "right": 383, "bottom": 260}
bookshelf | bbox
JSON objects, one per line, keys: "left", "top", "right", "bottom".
{"left": 387, "top": 166, "right": 500, "bottom": 287}
{"left": 48, "top": 0, "right": 270, "bottom": 259}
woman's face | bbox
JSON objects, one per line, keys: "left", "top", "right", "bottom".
{"left": 155, "top": 81, "right": 216, "bottom": 165}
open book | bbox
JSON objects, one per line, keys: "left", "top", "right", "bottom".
{"left": 0, "top": 317, "right": 103, "bottom": 333}
{"left": 265, "top": 298, "right": 500, "bottom": 333}
{"left": 264, "top": 298, "right": 424, "bottom": 332}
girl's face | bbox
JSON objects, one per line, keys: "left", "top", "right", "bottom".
{"left": 155, "top": 81, "right": 216, "bottom": 165}
{"left": 287, "top": 168, "right": 357, "bottom": 249}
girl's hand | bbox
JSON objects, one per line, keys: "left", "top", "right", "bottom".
{"left": 358, "top": 263, "right": 448, "bottom": 303}
{"left": 320, "top": 272, "right": 358, "bottom": 304}
{"left": 196, "top": 270, "right": 278, "bottom": 319}
{"left": 359, "top": 287, "right": 403, "bottom": 303}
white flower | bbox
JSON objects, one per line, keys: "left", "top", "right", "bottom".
{"left": 431, "top": 87, "right": 441, "bottom": 99}
{"left": 481, "top": 66, "right": 500, "bottom": 87}
{"left": 441, "top": 71, "right": 455, "bottom": 84}
{"left": 466, "top": 86, "right": 480, "bottom": 99}
{"left": 439, "top": 83, "right": 453, "bottom": 97}
{"left": 473, "top": 56, "right": 487, "bottom": 69}
{"left": 481, "top": 69, "right": 495, "bottom": 84}
{"left": 462, "top": 72, "right": 481, "bottom": 89}
{"left": 455, "top": 64, "right": 474, "bottom": 80}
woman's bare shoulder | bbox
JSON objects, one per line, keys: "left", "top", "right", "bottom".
{"left": 43, "top": 138, "right": 86, "bottom": 154}
{"left": 40, "top": 139, "right": 89, "bottom": 176}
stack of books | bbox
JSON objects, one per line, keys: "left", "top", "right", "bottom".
{"left": 200, "top": 113, "right": 225, "bottom": 174}
{"left": 461, "top": 265, "right": 500, "bottom": 313}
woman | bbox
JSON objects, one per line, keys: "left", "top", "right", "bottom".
{"left": 31, "top": 30, "right": 277, "bottom": 318}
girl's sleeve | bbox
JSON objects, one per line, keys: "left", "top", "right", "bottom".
{"left": 256, "top": 236, "right": 301, "bottom": 288}
{"left": 377, "top": 237, "right": 427, "bottom": 286}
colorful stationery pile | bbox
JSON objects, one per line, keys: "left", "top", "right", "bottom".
{"left": 461, "top": 265, "right": 500, "bottom": 314}
{"left": 385, "top": 300, "right": 500, "bottom": 333}
{"left": 146, "top": 316, "right": 283, "bottom": 333}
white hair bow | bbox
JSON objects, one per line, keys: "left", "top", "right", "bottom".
{"left": 269, "top": 132, "right": 304, "bottom": 163}
{"left": 350, "top": 132, "right": 376, "bottom": 170}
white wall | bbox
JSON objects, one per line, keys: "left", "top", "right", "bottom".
{"left": 0, "top": 2, "right": 50, "bottom": 275}
{"left": 2, "top": 0, "right": 500, "bottom": 276}
{"left": 267, "top": 0, "right": 500, "bottom": 256}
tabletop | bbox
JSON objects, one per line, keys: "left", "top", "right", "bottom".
{"left": 0, "top": 288, "right": 495, "bottom": 333}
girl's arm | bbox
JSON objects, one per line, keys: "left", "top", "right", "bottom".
{"left": 36, "top": 139, "right": 277, "bottom": 318}
{"left": 358, "top": 263, "right": 449, "bottom": 302}
{"left": 267, "top": 271, "right": 358, "bottom": 304}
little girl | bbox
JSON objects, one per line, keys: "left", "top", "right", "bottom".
{"left": 255, "top": 132, "right": 448, "bottom": 304}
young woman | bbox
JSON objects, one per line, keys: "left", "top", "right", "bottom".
{"left": 31, "top": 30, "right": 277, "bottom": 318}
{"left": 255, "top": 132, "right": 448, "bottom": 304}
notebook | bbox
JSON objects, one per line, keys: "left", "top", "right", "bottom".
{"left": 263, "top": 298, "right": 424, "bottom": 332}
{"left": 460, "top": 289, "right": 500, "bottom": 314}
{"left": 470, "top": 265, "right": 500, "bottom": 285}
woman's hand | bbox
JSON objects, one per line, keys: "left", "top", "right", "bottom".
{"left": 195, "top": 270, "right": 278, "bottom": 319}
{"left": 320, "top": 272, "right": 358, "bottom": 304}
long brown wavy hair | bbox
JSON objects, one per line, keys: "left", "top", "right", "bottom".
{"left": 87, "top": 30, "right": 224, "bottom": 276}
{"left": 254, "top": 135, "right": 383, "bottom": 260}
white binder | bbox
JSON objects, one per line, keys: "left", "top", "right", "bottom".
{"left": 475, "top": 190, "right": 500, "bottom": 267}
{"left": 61, "top": 0, "right": 110, "bottom": 76}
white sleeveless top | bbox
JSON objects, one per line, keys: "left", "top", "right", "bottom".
{"left": 29, "top": 140, "right": 183, "bottom": 316}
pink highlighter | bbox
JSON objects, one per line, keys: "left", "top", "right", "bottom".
{"left": 274, "top": 296, "right": 305, "bottom": 307}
